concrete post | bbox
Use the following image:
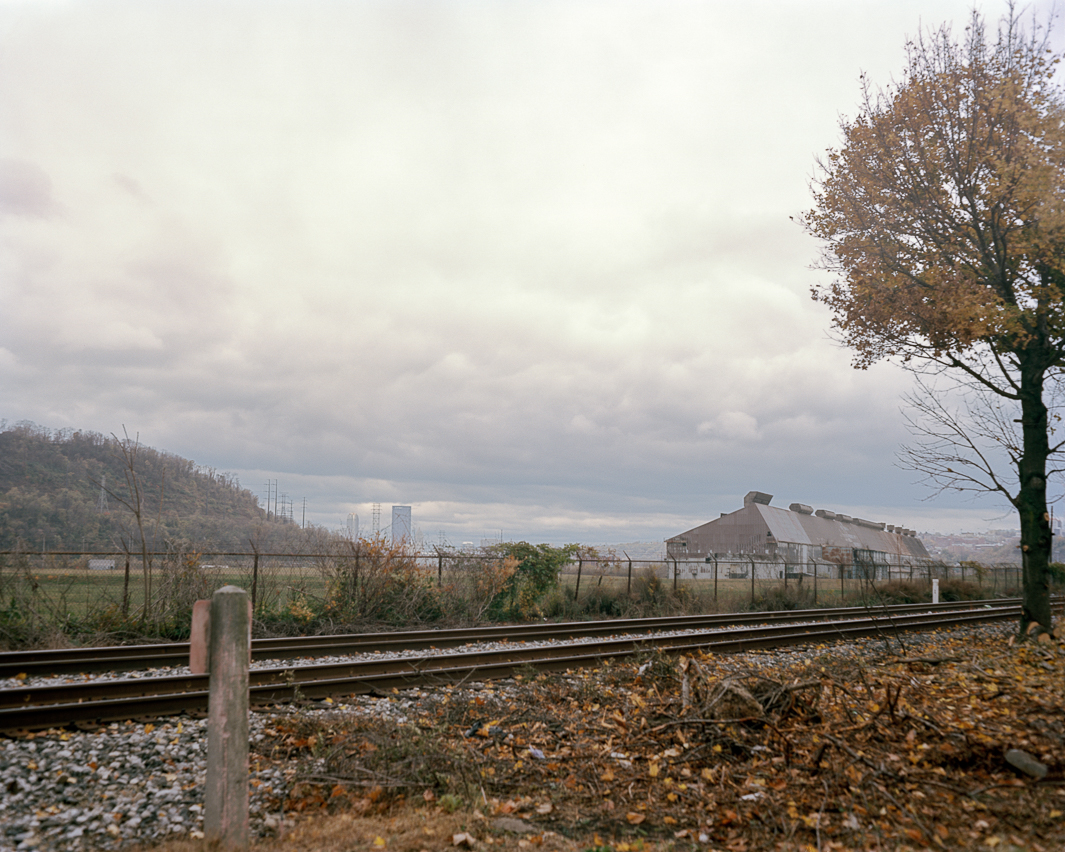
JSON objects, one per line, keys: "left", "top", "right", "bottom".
{"left": 205, "top": 586, "right": 250, "bottom": 850}
{"left": 932, "top": 578, "right": 940, "bottom": 604}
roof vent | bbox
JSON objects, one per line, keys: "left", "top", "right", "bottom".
{"left": 789, "top": 503, "right": 813, "bottom": 514}
{"left": 743, "top": 491, "right": 773, "bottom": 507}
{"left": 814, "top": 509, "right": 836, "bottom": 520}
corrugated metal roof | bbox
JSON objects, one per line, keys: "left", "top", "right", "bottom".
{"left": 757, "top": 505, "right": 929, "bottom": 559}
{"left": 667, "top": 498, "right": 931, "bottom": 561}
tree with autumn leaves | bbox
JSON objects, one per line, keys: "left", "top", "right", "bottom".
{"left": 804, "top": 7, "right": 1065, "bottom": 635}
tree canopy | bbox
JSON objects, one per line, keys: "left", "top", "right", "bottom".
{"left": 803, "top": 8, "right": 1065, "bottom": 632}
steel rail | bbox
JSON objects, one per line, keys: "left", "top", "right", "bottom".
{"left": 0, "top": 604, "right": 1037, "bottom": 734}
{"left": 0, "top": 597, "right": 1032, "bottom": 678}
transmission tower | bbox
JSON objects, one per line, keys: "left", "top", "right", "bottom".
{"left": 372, "top": 503, "right": 381, "bottom": 535}
{"left": 96, "top": 475, "right": 108, "bottom": 513}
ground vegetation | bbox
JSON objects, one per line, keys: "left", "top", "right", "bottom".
{"left": 137, "top": 621, "right": 1065, "bottom": 851}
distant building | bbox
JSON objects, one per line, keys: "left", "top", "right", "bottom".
{"left": 666, "top": 490, "right": 931, "bottom": 580}
{"left": 391, "top": 505, "right": 412, "bottom": 544}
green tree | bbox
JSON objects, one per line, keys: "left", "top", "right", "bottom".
{"left": 803, "top": 7, "right": 1065, "bottom": 634}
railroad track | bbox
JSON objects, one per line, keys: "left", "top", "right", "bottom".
{"left": 0, "top": 597, "right": 1026, "bottom": 678}
{"left": 0, "top": 602, "right": 1048, "bottom": 734}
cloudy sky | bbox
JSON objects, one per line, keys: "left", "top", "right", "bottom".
{"left": 2, "top": 0, "right": 1060, "bottom": 545}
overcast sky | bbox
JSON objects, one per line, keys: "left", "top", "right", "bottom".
{"left": 2, "top": 1, "right": 1061, "bottom": 545}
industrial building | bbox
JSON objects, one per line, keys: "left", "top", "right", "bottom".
{"left": 391, "top": 505, "right": 412, "bottom": 544}
{"left": 665, "top": 491, "right": 931, "bottom": 580}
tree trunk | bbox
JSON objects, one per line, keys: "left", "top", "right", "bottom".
{"left": 1017, "top": 354, "right": 1053, "bottom": 634}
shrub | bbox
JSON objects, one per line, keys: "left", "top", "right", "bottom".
{"left": 745, "top": 584, "right": 816, "bottom": 612}
{"left": 437, "top": 554, "right": 519, "bottom": 624}
{"left": 318, "top": 537, "right": 442, "bottom": 628}
{"left": 482, "top": 541, "right": 577, "bottom": 620}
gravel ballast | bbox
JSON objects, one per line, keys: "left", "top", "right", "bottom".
{"left": 0, "top": 619, "right": 1017, "bottom": 852}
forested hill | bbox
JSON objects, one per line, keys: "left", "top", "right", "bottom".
{"left": 0, "top": 422, "right": 317, "bottom": 552}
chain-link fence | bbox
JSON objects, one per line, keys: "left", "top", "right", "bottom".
{"left": 0, "top": 545, "right": 1029, "bottom": 648}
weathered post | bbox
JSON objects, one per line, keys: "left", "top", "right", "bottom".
{"left": 437, "top": 550, "right": 443, "bottom": 586}
{"left": 122, "top": 553, "right": 131, "bottom": 617}
{"left": 205, "top": 586, "right": 250, "bottom": 851}
{"left": 673, "top": 557, "right": 678, "bottom": 592}
{"left": 750, "top": 557, "right": 756, "bottom": 606}
{"left": 574, "top": 555, "right": 583, "bottom": 601}
{"left": 189, "top": 599, "right": 211, "bottom": 674}
{"left": 250, "top": 548, "right": 259, "bottom": 612}
{"left": 625, "top": 552, "right": 632, "bottom": 595}
{"left": 712, "top": 555, "right": 718, "bottom": 604}
{"left": 932, "top": 578, "right": 940, "bottom": 604}
{"left": 813, "top": 562, "right": 818, "bottom": 606}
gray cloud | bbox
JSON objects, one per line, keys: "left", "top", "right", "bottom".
{"left": 2, "top": 0, "right": 1053, "bottom": 543}
{"left": 0, "top": 159, "right": 59, "bottom": 218}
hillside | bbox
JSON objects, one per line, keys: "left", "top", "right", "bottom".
{"left": 0, "top": 421, "right": 318, "bottom": 552}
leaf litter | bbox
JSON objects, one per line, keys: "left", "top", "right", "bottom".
{"left": 240, "top": 621, "right": 1065, "bottom": 850}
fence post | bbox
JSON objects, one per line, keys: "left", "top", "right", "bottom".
{"left": 813, "top": 561, "right": 817, "bottom": 606}
{"left": 354, "top": 544, "right": 361, "bottom": 606}
{"left": 713, "top": 555, "right": 718, "bottom": 604}
{"left": 122, "top": 552, "right": 131, "bottom": 617}
{"left": 574, "top": 556, "right": 583, "bottom": 601}
{"left": 625, "top": 553, "right": 632, "bottom": 595}
{"left": 750, "top": 557, "right": 756, "bottom": 606}
{"left": 673, "top": 557, "right": 678, "bottom": 592}
{"left": 437, "top": 551, "right": 443, "bottom": 586}
{"left": 840, "top": 562, "right": 844, "bottom": 603}
{"left": 250, "top": 548, "right": 259, "bottom": 613}
{"left": 205, "top": 586, "right": 250, "bottom": 851}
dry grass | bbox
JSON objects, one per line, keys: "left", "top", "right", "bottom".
{"left": 128, "top": 808, "right": 629, "bottom": 852}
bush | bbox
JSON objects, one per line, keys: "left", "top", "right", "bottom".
{"left": 536, "top": 567, "right": 718, "bottom": 621}
{"left": 436, "top": 553, "right": 519, "bottom": 624}
{"left": 482, "top": 542, "right": 577, "bottom": 620}
{"left": 843, "top": 578, "right": 987, "bottom": 607}
{"left": 316, "top": 537, "right": 443, "bottom": 628}
{"left": 745, "top": 584, "right": 816, "bottom": 612}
